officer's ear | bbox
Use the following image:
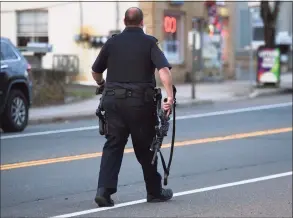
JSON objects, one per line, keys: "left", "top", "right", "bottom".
{"left": 140, "top": 20, "right": 144, "bottom": 27}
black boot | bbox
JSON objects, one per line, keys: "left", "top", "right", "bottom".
{"left": 147, "top": 188, "right": 173, "bottom": 202}
{"left": 94, "top": 188, "right": 114, "bottom": 207}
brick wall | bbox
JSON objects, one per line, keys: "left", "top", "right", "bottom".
{"left": 139, "top": 2, "right": 155, "bottom": 36}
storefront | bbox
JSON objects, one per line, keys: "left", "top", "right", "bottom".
{"left": 139, "top": 1, "right": 233, "bottom": 83}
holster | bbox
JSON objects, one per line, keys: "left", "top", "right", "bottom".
{"left": 98, "top": 115, "right": 106, "bottom": 135}
{"left": 153, "top": 88, "right": 162, "bottom": 125}
{"left": 96, "top": 94, "right": 107, "bottom": 136}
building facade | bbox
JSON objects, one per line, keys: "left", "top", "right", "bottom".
{"left": 235, "top": 1, "right": 293, "bottom": 50}
{"left": 140, "top": 1, "right": 234, "bottom": 82}
{"left": 232, "top": 1, "right": 292, "bottom": 75}
{"left": 1, "top": 1, "right": 139, "bottom": 82}
{"left": 1, "top": 1, "right": 235, "bottom": 83}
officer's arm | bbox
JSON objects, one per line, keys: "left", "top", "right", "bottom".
{"left": 150, "top": 40, "right": 174, "bottom": 100}
{"left": 158, "top": 67, "right": 173, "bottom": 100}
{"left": 91, "top": 42, "right": 109, "bottom": 84}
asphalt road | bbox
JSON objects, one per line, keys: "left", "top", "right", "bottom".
{"left": 1, "top": 94, "right": 292, "bottom": 217}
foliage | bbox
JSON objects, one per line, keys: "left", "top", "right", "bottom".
{"left": 31, "top": 69, "right": 66, "bottom": 107}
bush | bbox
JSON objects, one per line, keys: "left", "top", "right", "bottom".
{"left": 31, "top": 69, "right": 67, "bottom": 107}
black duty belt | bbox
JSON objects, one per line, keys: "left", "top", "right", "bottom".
{"left": 104, "top": 88, "right": 155, "bottom": 100}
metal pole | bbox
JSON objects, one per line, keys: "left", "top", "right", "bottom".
{"left": 218, "top": 16, "right": 223, "bottom": 80}
{"left": 79, "top": 1, "right": 83, "bottom": 34}
{"left": 191, "top": 30, "right": 196, "bottom": 99}
{"left": 116, "top": 2, "right": 119, "bottom": 30}
{"left": 32, "top": 10, "right": 36, "bottom": 42}
{"left": 198, "top": 19, "right": 203, "bottom": 80}
{"left": 248, "top": 7, "right": 255, "bottom": 89}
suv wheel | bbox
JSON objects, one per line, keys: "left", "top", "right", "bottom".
{"left": 2, "top": 89, "right": 28, "bottom": 132}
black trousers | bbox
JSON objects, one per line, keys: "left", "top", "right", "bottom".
{"left": 97, "top": 94, "right": 162, "bottom": 196}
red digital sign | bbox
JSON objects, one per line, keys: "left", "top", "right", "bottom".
{"left": 164, "top": 16, "right": 177, "bottom": 33}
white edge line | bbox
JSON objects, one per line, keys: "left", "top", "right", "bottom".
{"left": 50, "top": 171, "right": 292, "bottom": 218}
{"left": 1, "top": 102, "right": 292, "bottom": 140}
{"left": 175, "top": 102, "right": 292, "bottom": 120}
{"left": 1, "top": 126, "right": 99, "bottom": 139}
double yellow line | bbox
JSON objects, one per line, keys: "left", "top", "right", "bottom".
{"left": 1, "top": 127, "right": 292, "bottom": 171}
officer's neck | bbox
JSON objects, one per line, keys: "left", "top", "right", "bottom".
{"left": 125, "top": 25, "right": 142, "bottom": 28}
{"left": 124, "top": 26, "right": 144, "bottom": 33}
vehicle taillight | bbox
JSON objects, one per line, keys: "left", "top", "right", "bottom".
{"left": 26, "top": 63, "right": 33, "bottom": 81}
{"left": 27, "top": 63, "right": 31, "bottom": 72}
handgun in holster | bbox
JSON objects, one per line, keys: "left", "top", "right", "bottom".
{"left": 95, "top": 87, "right": 107, "bottom": 135}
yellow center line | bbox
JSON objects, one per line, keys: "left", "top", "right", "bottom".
{"left": 1, "top": 127, "right": 291, "bottom": 171}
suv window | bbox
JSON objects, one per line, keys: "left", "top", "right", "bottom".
{"left": 0, "top": 41, "right": 18, "bottom": 61}
{"left": 0, "top": 51, "right": 4, "bottom": 61}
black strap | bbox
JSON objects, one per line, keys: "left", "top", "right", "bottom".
{"left": 160, "top": 95, "right": 176, "bottom": 186}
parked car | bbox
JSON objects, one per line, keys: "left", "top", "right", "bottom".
{"left": 0, "top": 37, "right": 33, "bottom": 132}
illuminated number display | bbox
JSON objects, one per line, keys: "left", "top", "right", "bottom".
{"left": 164, "top": 16, "right": 177, "bottom": 33}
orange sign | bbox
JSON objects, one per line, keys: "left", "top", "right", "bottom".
{"left": 164, "top": 16, "right": 177, "bottom": 33}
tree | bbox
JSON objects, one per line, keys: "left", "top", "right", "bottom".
{"left": 260, "top": 0, "right": 281, "bottom": 48}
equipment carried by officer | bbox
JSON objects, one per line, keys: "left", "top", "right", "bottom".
{"left": 150, "top": 85, "right": 177, "bottom": 186}
{"left": 95, "top": 86, "right": 106, "bottom": 135}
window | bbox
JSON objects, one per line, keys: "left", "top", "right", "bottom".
{"left": 0, "top": 41, "right": 19, "bottom": 61}
{"left": 162, "top": 12, "right": 184, "bottom": 64}
{"left": 16, "top": 10, "right": 49, "bottom": 47}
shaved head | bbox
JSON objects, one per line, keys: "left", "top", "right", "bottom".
{"left": 124, "top": 7, "right": 143, "bottom": 26}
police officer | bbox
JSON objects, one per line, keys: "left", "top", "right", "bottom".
{"left": 91, "top": 7, "right": 175, "bottom": 207}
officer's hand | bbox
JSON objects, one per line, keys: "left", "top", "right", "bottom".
{"left": 162, "top": 97, "right": 173, "bottom": 117}
{"left": 96, "top": 79, "right": 105, "bottom": 94}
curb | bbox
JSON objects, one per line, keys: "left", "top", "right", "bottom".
{"left": 248, "top": 87, "right": 292, "bottom": 99}
{"left": 28, "top": 113, "right": 98, "bottom": 125}
{"left": 176, "top": 99, "right": 214, "bottom": 108}
{"left": 28, "top": 99, "right": 214, "bottom": 125}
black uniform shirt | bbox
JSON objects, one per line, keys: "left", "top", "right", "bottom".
{"left": 92, "top": 27, "right": 171, "bottom": 90}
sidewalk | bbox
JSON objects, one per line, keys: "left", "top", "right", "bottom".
{"left": 29, "top": 73, "right": 292, "bottom": 124}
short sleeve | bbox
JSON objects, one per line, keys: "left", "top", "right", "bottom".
{"left": 150, "top": 40, "right": 172, "bottom": 71}
{"left": 91, "top": 42, "right": 109, "bottom": 73}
